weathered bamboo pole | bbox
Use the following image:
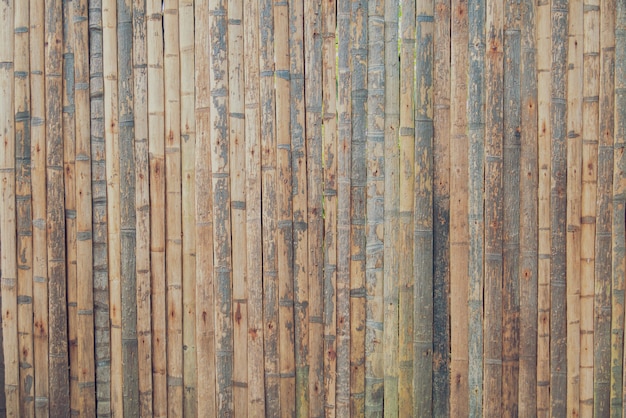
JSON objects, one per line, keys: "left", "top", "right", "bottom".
{"left": 147, "top": 0, "right": 167, "bottom": 414}
{"left": 336, "top": 0, "right": 352, "bottom": 414}
{"left": 467, "top": 0, "right": 485, "bottom": 412}
{"left": 414, "top": 0, "right": 434, "bottom": 412}
{"left": 349, "top": 0, "right": 367, "bottom": 414}
{"left": 450, "top": 0, "right": 469, "bottom": 411}
{"left": 179, "top": 0, "right": 196, "bottom": 415}
{"left": 194, "top": 0, "right": 217, "bottom": 414}
{"left": 0, "top": 0, "right": 19, "bottom": 414}
{"left": 596, "top": 0, "right": 616, "bottom": 411}
{"left": 132, "top": 0, "right": 152, "bottom": 414}
{"left": 14, "top": 0, "right": 35, "bottom": 414}
{"left": 89, "top": 1, "right": 111, "bottom": 415}
{"left": 46, "top": 0, "right": 70, "bottom": 414}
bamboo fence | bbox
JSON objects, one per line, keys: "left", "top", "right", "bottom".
{"left": 1, "top": 0, "right": 626, "bottom": 416}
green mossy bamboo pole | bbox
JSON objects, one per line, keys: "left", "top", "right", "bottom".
{"left": 194, "top": 1, "right": 217, "bottom": 414}
{"left": 14, "top": 0, "right": 35, "bottom": 414}
{"left": 414, "top": 0, "right": 434, "bottom": 412}
{"left": 349, "top": 0, "right": 367, "bottom": 414}
{"left": 45, "top": 0, "right": 70, "bottom": 414}
{"left": 132, "top": 0, "right": 153, "bottom": 414}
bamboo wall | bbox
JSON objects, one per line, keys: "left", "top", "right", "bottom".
{"left": 0, "top": 0, "right": 625, "bottom": 416}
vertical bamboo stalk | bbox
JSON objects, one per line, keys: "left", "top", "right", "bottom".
{"left": 89, "top": 1, "right": 111, "bottom": 415}
{"left": 194, "top": 0, "right": 217, "bottom": 415}
{"left": 322, "top": 0, "right": 338, "bottom": 415}
{"left": 45, "top": 0, "right": 70, "bottom": 414}
{"left": 0, "top": 0, "right": 19, "bottom": 414}
{"left": 596, "top": 0, "right": 616, "bottom": 412}
{"left": 243, "top": 0, "right": 265, "bottom": 413}
{"left": 132, "top": 0, "right": 152, "bottom": 414}
{"left": 398, "top": 0, "right": 415, "bottom": 414}
{"left": 14, "top": 0, "right": 35, "bottom": 414}
{"left": 208, "top": 0, "right": 233, "bottom": 413}
{"left": 566, "top": 0, "right": 583, "bottom": 412}
{"left": 228, "top": 0, "right": 248, "bottom": 412}
{"left": 365, "top": 0, "right": 385, "bottom": 414}
{"left": 413, "top": 0, "right": 434, "bottom": 412}
{"left": 450, "top": 0, "right": 469, "bottom": 412}
{"left": 179, "top": 0, "right": 196, "bottom": 415}
{"left": 336, "top": 0, "right": 352, "bottom": 414}
{"left": 536, "top": 0, "right": 552, "bottom": 411}
{"left": 147, "top": 0, "right": 167, "bottom": 414}
{"left": 259, "top": 0, "right": 279, "bottom": 413}
{"left": 349, "top": 0, "right": 367, "bottom": 414}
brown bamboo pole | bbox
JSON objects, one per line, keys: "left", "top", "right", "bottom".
{"left": 565, "top": 0, "right": 582, "bottom": 412}
{"left": 45, "top": 0, "right": 70, "bottom": 414}
{"left": 194, "top": 0, "right": 217, "bottom": 415}
{"left": 89, "top": 1, "right": 111, "bottom": 415}
{"left": 596, "top": 0, "right": 615, "bottom": 411}
{"left": 0, "top": 0, "right": 19, "bottom": 414}
{"left": 179, "top": 0, "right": 196, "bottom": 415}
{"left": 243, "top": 0, "right": 264, "bottom": 413}
{"left": 147, "top": 0, "right": 167, "bottom": 414}
{"left": 227, "top": 0, "right": 248, "bottom": 413}
{"left": 349, "top": 0, "right": 367, "bottom": 414}
{"left": 398, "top": 0, "right": 415, "bottom": 413}
{"left": 208, "top": 0, "right": 233, "bottom": 413}
{"left": 450, "top": 0, "right": 469, "bottom": 411}
{"left": 336, "top": 0, "right": 352, "bottom": 414}
{"left": 536, "top": 0, "right": 552, "bottom": 412}
{"left": 322, "top": 0, "right": 338, "bottom": 415}
{"left": 14, "top": 0, "right": 35, "bottom": 414}
{"left": 132, "top": 0, "right": 152, "bottom": 414}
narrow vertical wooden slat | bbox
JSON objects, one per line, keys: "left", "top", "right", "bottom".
{"left": 194, "top": 0, "right": 217, "bottom": 415}
{"left": 14, "top": 0, "right": 35, "bottom": 414}
{"left": 413, "top": 0, "right": 434, "bottom": 412}
{"left": 0, "top": 0, "right": 19, "bottom": 414}
{"left": 179, "top": 0, "right": 196, "bottom": 415}
{"left": 349, "top": 0, "right": 367, "bottom": 414}
{"left": 45, "top": 0, "right": 70, "bottom": 414}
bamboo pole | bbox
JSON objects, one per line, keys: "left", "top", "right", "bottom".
{"left": 132, "top": 0, "right": 153, "bottom": 414}
{"left": 398, "top": 0, "right": 415, "bottom": 414}
{"left": 243, "top": 0, "right": 265, "bottom": 413}
{"left": 450, "top": 0, "right": 469, "bottom": 412}
{"left": 194, "top": 0, "right": 217, "bottom": 415}
{"left": 365, "top": 0, "right": 385, "bottom": 414}
{"left": 259, "top": 0, "right": 279, "bottom": 413}
{"left": 336, "top": 0, "right": 352, "bottom": 414}
{"left": 45, "top": 0, "right": 70, "bottom": 414}
{"left": 147, "top": 0, "right": 167, "bottom": 414}
{"left": 322, "top": 0, "right": 338, "bottom": 415}
{"left": 596, "top": 0, "right": 616, "bottom": 411}
{"left": 0, "top": 0, "right": 19, "bottom": 414}
{"left": 414, "top": 0, "right": 434, "bottom": 412}
{"left": 179, "top": 0, "right": 196, "bottom": 415}
{"left": 349, "top": 0, "right": 367, "bottom": 414}
{"left": 89, "top": 1, "right": 111, "bottom": 415}
{"left": 536, "top": 0, "right": 552, "bottom": 412}
{"left": 14, "top": 0, "right": 35, "bottom": 414}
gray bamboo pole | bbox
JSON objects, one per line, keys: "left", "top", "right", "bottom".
{"left": 414, "top": 0, "right": 434, "bottom": 412}
{"left": 132, "top": 0, "right": 153, "bottom": 414}
{"left": 179, "top": 1, "right": 196, "bottom": 415}
{"left": 194, "top": 1, "right": 217, "bottom": 414}
{"left": 14, "top": 0, "right": 35, "bottom": 414}
{"left": 45, "top": 0, "right": 70, "bottom": 414}
{"left": 336, "top": 0, "right": 352, "bottom": 414}
{"left": 365, "top": 0, "right": 385, "bottom": 414}
{"left": 0, "top": 0, "right": 19, "bottom": 414}
{"left": 349, "top": 0, "right": 367, "bottom": 414}
{"left": 89, "top": 1, "right": 111, "bottom": 414}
